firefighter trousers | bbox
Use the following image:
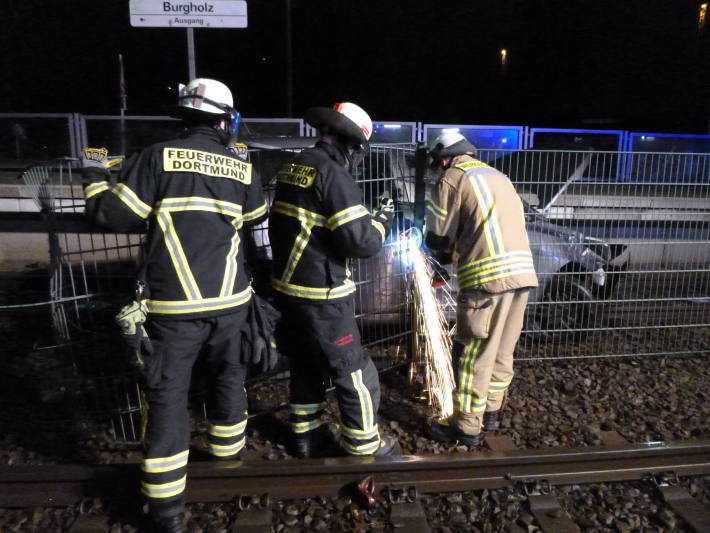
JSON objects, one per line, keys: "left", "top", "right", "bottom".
{"left": 452, "top": 288, "right": 529, "bottom": 435}
{"left": 140, "top": 307, "right": 249, "bottom": 516}
{"left": 275, "top": 297, "right": 382, "bottom": 455}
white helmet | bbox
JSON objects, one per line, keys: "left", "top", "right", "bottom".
{"left": 177, "top": 78, "right": 236, "bottom": 117}
{"left": 305, "top": 102, "right": 373, "bottom": 146}
{"left": 428, "top": 131, "right": 477, "bottom": 160}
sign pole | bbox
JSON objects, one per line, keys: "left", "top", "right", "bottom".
{"left": 187, "top": 28, "right": 197, "bottom": 79}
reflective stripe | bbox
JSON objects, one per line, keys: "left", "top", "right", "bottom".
{"left": 281, "top": 221, "right": 314, "bottom": 283}
{"left": 292, "top": 419, "right": 324, "bottom": 434}
{"left": 208, "top": 420, "right": 247, "bottom": 438}
{"left": 84, "top": 181, "right": 109, "bottom": 199}
{"left": 145, "top": 286, "right": 252, "bottom": 314}
{"left": 141, "top": 475, "right": 187, "bottom": 499}
{"left": 290, "top": 403, "right": 322, "bottom": 415}
{"left": 326, "top": 205, "right": 369, "bottom": 231}
{"left": 219, "top": 219, "right": 241, "bottom": 296}
{"left": 351, "top": 369, "right": 375, "bottom": 432}
{"left": 341, "top": 423, "right": 379, "bottom": 440}
{"left": 471, "top": 397, "right": 488, "bottom": 413}
{"left": 371, "top": 219, "right": 386, "bottom": 241}
{"left": 426, "top": 199, "right": 447, "bottom": 220}
{"left": 457, "top": 339, "right": 482, "bottom": 412}
{"left": 272, "top": 201, "right": 326, "bottom": 227}
{"left": 488, "top": 381, "right": 511, "bottom": 393}
{"left": 467, "top": 174, "right": 504, "bottom": 256}
{"left": 111, "top": 183, "right": 152, "bottom": 219}
{"left": 156, "top": 196, "right": 243, "bottom": 219}
{"left": 457, "top": 252, "right": 533, "bottom": 278}
{"left": 142, "top": 450, "right": 189, "bottom": 473}
{"left": 271, "top": 279, "right": 356, "bottom": 300}
{"left": 243, "top": 200, "right": 268, "bottom": 222}
{"left": 459, "top": 262, "right": 536, "bottom": 289}
{"left": 340, "top": 438, "right": 380, "bottom": 455}
{"left": 208, "top": 438, "right": 245, "bottom": 457}
{"left": 157, "top": 212, "right": 202, "bottom": 301}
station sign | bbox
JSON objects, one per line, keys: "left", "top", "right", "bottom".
{"left": 129, "top": 0, "right": 248, "bottom": 28}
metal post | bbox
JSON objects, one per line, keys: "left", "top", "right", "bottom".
{"left": 286, "top": 0, "right": 293, "bottom": 117}
{"left": 413, "top": 143, "right": 427, "bottom": 231}
{"left": 187, "top": 28, "right": 196, "bottom": 79}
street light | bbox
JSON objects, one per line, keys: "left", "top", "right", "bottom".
{"left": 700, "top": 3, "right": 708, "bottom": 30}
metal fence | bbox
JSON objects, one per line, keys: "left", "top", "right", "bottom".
{"left": 13, "top": 146, "right": 710, "bottom": 442}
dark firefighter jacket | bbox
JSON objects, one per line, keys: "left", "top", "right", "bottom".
{"left": 83, "top": 126, "right": 268, "bottom": 319}
{"left": 425, "top": 154, "right": 538, "bottom": 293}
{"left": 268, "top": 141, "right": 387, "bottom": 303}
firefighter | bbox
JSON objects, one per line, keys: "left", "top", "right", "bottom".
{"left": 424, "top": 132, "right": 538, "bottom": 446}
{"left": 269, "top": 102, "right": 399, "bottom": 457}
{"left": 81, "top": 78, "right": 267, "bottom": 533}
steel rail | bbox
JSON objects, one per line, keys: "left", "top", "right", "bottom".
{"left": 1, "top": 440, "right": 710, "bottom": 507}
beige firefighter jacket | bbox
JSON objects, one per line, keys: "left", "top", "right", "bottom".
{"left": 425, "top": 155, "right": 538, "bottom": 293}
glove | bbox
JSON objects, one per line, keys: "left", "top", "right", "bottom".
{"left": 115, "top": 300, "right": 152, "bottom": 370}
{"left": 431, "top": 262, "right": 451, "bottom": 287}
{"left": 243, "top": 294, "right": 281, "bottom": 375}
{"left": 372, "top": 197, "right": 395, "bottom": 233}
{"left": 81, "top": 147, "right": 124, "bottom": 170}
{"left": 227, "top": 141, "right": 249, "bottom": 159}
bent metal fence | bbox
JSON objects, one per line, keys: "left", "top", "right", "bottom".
{"left": 15, "top": 147, "right": 710, "bottom": 441}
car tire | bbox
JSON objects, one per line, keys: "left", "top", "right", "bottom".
{"left": 538, "top": 274, "right": 595, "bottom": 342}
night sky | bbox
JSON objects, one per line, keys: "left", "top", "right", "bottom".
{"left": 1, "top": 0, "right": 709, "bottom": 133}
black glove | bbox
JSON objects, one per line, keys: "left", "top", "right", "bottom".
{"left": 243, "top": 293, "right": 281, "bottom": 375}
{"left": 431, "top": 262, "right": 451, "bottom": 287}
{"left": 372, "top": 197, "right": 395, "bottom": 234}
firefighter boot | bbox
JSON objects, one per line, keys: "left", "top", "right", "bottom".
{"left": 483, "top": 410, "right": 500, "bottom": 431}
{"left": 292, "top": 424, "right": 334, "bottom": 458}
{"left": 149, "top": 505, "right": 186, "bottom": 533}
{"left": 372, "top": 435, "right": 402, "bottom": 456}
{"left": 426, "top": 417, "right": 481, "bottom": 447}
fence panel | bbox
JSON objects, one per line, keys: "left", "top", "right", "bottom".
{"left": 0, "top": 114, "right": 75, "bottom": 168}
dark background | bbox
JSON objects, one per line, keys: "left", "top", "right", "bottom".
{"left": 1, "top": 0, "right": 709, "bottom": 132}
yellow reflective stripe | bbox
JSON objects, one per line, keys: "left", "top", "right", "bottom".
{"left": 142, "top": 450, "right": 190, "bottom": 473}
{"left": 157, "top": 212, "right": 202, "bottom": 301}
{"left": 84, "top": 181, "right": 109, "bottom": 199}
{"left": 458, "top": 256, "right": 535, "bottom": 283}
{"left": 340, "top": 438, "right": 380, "bottom": 455}
{"left": 351, "top": 369, "right": 375, "bottom": 432}
{"left": 220, "top": 219, "right": 241, "bottom": 296}
{"left": 272, "top": 201, "right": 326, "bottom": 226}
{"left": 145, "top": 286, "right": 252, "bottom": 314}
{"left": 281, "top": 221, "right": 314, "bottom": 283}
{"left": 371, "top": 219, "right": 385, "bottom": 241}
{"left": 459, "top": 263, "right": 536, "bottom": 289}
{"left": 141, "top": 475, "right": 187, "bottom": 499}
{"left": 243, "top": 200, "right": 268, "bottom": 222}
{"left": 156, "top": 197, "right": 243, "bottom": 218}
{"left": 290, "top": 403, "right": 322, "bottom": 415}
{"left": 292, "top": 419, "right": 324, "bottom": 434}
{"left": 271, "top": 279, "right": 356, "bottom": 300}
{"left": 426, "top": 199, "right": 447, "bottom": 220}
{"left": 457, "top": 252, "right": 533, "bottom": 278}
{"left": 326, "top": 205, "right": 369, "bottom": 231}
{"left": 457, "top": 339, "right": 482, "bottom": 412}
{"left": 111, "top": 183, "right": 152, "bottom": 219}
{"left": 208, "top": 420, "right": 247, "bottom": 438}
{"left": 208, "top": 438, "right": 245, "bottom": 457}
{"left": 467, "top": 175, "right": 504, "bottom": 256}
{"left": 488, "top": 381, "right": 511, "bottom": 393}
{"left": 341, "top": 424, "right": 379, "bottom": 440}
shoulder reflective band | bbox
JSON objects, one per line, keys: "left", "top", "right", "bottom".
{"left": 277, "top": 163, "right": 317, "bottom": 188}
{"left": 111, "top": 183, "right": 153, "bottom": 219}
{"left": 326, "top": 205, "right": 369, "bottom": 231}
{"left": 467, "top": 174, "right": 505, "bottom": 256}
{"left": 426, "top": 199, "right": 448, "bottom": 221}
{"left": 84, "top": 181, "right": 110, "bottom": 199}
{"left": 163, "top": 148, "right": 252, "bottom": 184}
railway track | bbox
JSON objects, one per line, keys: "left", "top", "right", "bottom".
{"left": 2, "top": 438, "right": 710, "bottom": 532}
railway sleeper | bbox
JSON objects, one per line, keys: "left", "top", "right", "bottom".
{"left": 518, "top": 479, "right": 581, "bottom": 533}
{"left": 649, "top": 471, "right": 710, "bottom": 533}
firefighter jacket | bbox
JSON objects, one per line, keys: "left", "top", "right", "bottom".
{"left": 83, "top": 126, "right": 268, "bottom": 319}
{"left": 268, "top": 141, "right": 388, "bottom": 302}
{"left": 425, "top": 155, "right": 538, "bottom": 293}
